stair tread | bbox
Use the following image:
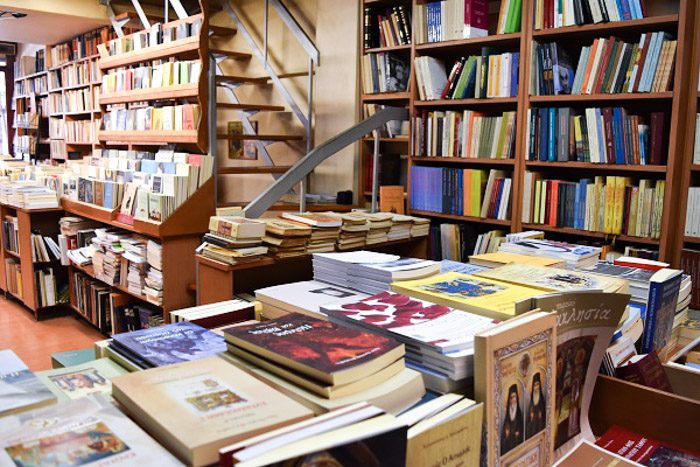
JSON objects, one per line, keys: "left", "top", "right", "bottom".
{"left": 209, "top": 25, "right": 237, "bottom": 36}
{"left": 216, "top": 103, "right": 285, "bottom": 111}
{"left": 216, "top": 133, "right": 304, "bottom": 141}
{"left": 210, "top": 48, "right": 251, "bottom": 60}
{"left": 219, "top": 166, "right": 293, "bottom": 174}
{"left": 216, "top": 75, "right": 268, "bottom": 85}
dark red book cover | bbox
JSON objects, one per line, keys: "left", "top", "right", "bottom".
{"left": 615, "top": 352, "right": 673, "bottom": 392}
{"left": 593, "top": 38, "right": 616, "bottom": 94}
{"left": 596, "top": 425, "right": 700, "bottom": 465}
{"left": 621, "top": 185, "right": 632, "bottom": 234}
{"left": 467, "top": 0, "right": 489, "bottom": 31}
{"left": 223, "top": 313, "right": 402, "bottom": 375}
{"left": 602, "top": 107, "right": 615, "bottom": 164}
{"left": 632, "top": 33, "right": 651, "bottom": 92}
{"left": 649, "top": 112, "right": 667, "bottom": 165}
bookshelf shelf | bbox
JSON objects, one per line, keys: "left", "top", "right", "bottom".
{"left": 364, "top": 44, "right": 412, "bottom": 53}
{"left": 361, "top": 136, "right": 409, "bottom": 143}
{"left": 98, "top": 35, "right": 201, "bottom": 70}
{"left": 99, "top": 83, "right": 200, "bottom": 105}
{"left": 361, "top": 92, "right": 410, "bottom": 101}
{"left": 414, "top": 33, "right": 521, "bottom": 52}
{"left": 684, "top": 236, "right": 700, "bottom": 244}
{"left": 412, "top": 156, "right": 515, "bottom": 166}
{"left": 98, "top": 130, "right": 199, "bottom": 144}
{"left": 531, "top": 15, "right": 679, "bottom": 39}
{"left": 522, "top": 224, "right": 661, "bottom": 245}
{"left": 524, "top": 161, "right": 667, "bottom": 172}
{"left": 414, "top": 97, "right": 518, "bottom": 107}
{"left": 13, "top": 70, "right": 47, "bottom": 82}
{"left": 410, "top": 210, "right": 511, "bottom": 226}
{"left": 691, "top": 165, "right": 700, "bottom": 171}
{"left": 529, "top": 93, "right": 674, "bottom": 103}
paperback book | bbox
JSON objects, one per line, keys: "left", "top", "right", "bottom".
{"left": 0, "top": 349, "right": 56, "bottom": 417}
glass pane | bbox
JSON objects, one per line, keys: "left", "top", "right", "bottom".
{"left": 0, "top": 70, "right": 6, "bottom": 155}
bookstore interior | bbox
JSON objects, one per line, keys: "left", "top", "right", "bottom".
{"left": 1, "top": 0, "right": 700, "bottom": 465}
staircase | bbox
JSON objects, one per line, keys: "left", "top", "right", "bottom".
{"left": 103, "top": 0, "right": 318, "bottom": 211}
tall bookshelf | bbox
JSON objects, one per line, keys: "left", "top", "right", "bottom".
{"left": 359, "top": 0, "right": 694, "bottom": 265}
{"left": 12, "top": 54, "right": 49, "bottom": 160}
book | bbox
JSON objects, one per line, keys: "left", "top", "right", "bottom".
{"left": 0, "top": 350, "right": 56, "bottom": 417}
{"left": 474, "top": 263, "right": 627, "bottom": 293}
{"left": 596, "top": 425, "right": 700, "bottom": 465}
{"left": 50, "top": 348, "right": 96, "bottom": 369}
{"left": 475, "top": 311, "right": 557, "bottom": 466}
{"left": 469, "top": 252, "right": 564, "bottom": 268}
{"left": 209, "top": 216, "right": 266, "bottom": 240}
{"left": 110, "top": 321, "right": 226, "bottom": 368}
{"left": 379, "top": 185, "right": 405, "bottom": 214}
{"left": 169, "top": 299, "right": 255, "bottom": 328}
{"left": 553, "top": 439, "right": 639, "bottom": 466}
{"left": 281, "top": 212, "right": 342, "bottom": 228}
{"left": 112, "top": 356, "right": 313, "bottom": 466}
{"left": 223, "top": 313, "right": 404, "bottom": 386}
{"left": 36, "top": 358, "right": 127, "bottom": 401}
{"left": 499, "top": 238, "right": 600, "bottom": 268}
{"left": 515, "top": 292, "right": 629, "bottom": 458}
{"left": 615, "top": 351, "right": 673, "bottom": 392}
{"left": 0, "top": 395, "right": 183, "bottom": 466}
{"left": 255, "top": 280, "right": 370, "bottom": 319}
{"left": 641, "top": 268, "right": 682, "bottom": 358}
{"left": 391, "top": 271, "right": 542, "bottom": 320}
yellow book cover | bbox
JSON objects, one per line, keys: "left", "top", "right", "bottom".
{"left": 152, "top": 108, "right": 163, "bottom": 131}
{"left": 391, "top": 272, "right": 542, "bottom": 321}
{"left": 603, "top": 176, "right": 615, "bottom": 234}
{"left": 613, "top": 176, "right": 629, "bottom": 235}
{"left": 469, "top": 252, "right": 564, "bottom": 268}
{"left": 628, "top": 187, "right": 639, "bottom": 237}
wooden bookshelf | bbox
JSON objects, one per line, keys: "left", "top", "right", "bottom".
{"left": 366, "top": 0, "right": 694, "bottom": 264}
{"left": 0, "top": 203, "right": 66, "bottom": 317}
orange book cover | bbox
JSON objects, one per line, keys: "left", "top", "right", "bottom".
{"left": 580, "top": 39, "right": 600, "bottom": 94}
{"left": 463, "top": 169, "right": 472, "bottom": 217}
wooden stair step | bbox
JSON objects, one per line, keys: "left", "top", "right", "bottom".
{"left": 209, "top": 25, "right": 237, "bottom": 36}
{"left": 216, "top": 103, "right": 285, "bottom": 112}
{"left": 209, "top": 48, "right": 251, "bottom": 60}
{"left": 272, "top": 70, "right": 316, "bottom": 80}
{"left": 216, "top": 75, "right": 268, "bottom": 85}
{"left": 216, "top": 133, "right": 304, "bottom": 142}
{"left": 219, "top": 166, "right": 293, "bottom": 174}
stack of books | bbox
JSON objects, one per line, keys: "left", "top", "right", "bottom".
{"left": 387, "top": 214, "right": 412, "bottom": 241}
{"left": 282, "top": 212, "right": 342, "bottom": 253}
{"left": 255, "top": 280, "right": 370, "bottom": 320}
{"left": 169, "top": 299, "right": 255, "bottom": 328}
{"left": 124, "top": 238, "right": 148, "bottom": 297}
{"left": 106, "top": 321, "right": 226, "bottom": 370}
{"left": 144, "top": 240, "right": 163, "bottom": 304}
{"left": 359, "top": 212, "right": 394, "bottom": 245}
{"left": 499, "top": 238, "right": 601, "bottom": 268}
{"left": 0, "top": 350, "right": 56, "bottom": 417}
{"left": 199, "top": 216, "right": 268, "bottom": 264}
{"left": 0, "top": 182, "right": 59, "bottom": 209}
{"left": 411, "top": 216, "right": 430, "bottom": 237}
{"left": 321, "top": 291, "right": 497, "bottom": 392}
{"left": 334, "top": 212, "right": 369, "bottom": 250}
{"left": 262, "top": 218, "right": 312, "bottom": 258}
{"left": 313, "top": 250, "right": 440, "bottom": 294}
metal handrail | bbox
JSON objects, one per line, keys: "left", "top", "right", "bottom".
{"left": 243, "top": 107, "right": 409, "bottom": 218}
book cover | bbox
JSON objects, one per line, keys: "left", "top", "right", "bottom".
{"left": 553, "top": 439, "right": 639, "bottom": 466}
{"left": 36, "top": 358, "right": 127, "bottom": 401}
{"left": 255, "top": 280, "right": 370, "bottom": 318}
{"left": 0, "top": 350, "right": 56, "bottom": 417}
{"left": 596, "top": 425, "right": 700, "bottom": 465}
{"left": 223, "top": 313, "right": 404, "bottom": 385}
{"left": 474, "top": 311, "right": 557, "bottom": 467}
{"left": 615, "top": 351, "right": 673, "bottom": 392}
{"left": 0, "top": 395, "right": 182, "bottom": 466}
{"left": 322, "top": 291, "right": 497, "bottom": 354}
{"left": 642, "top": 269, "right": 682, "bottom": 358}
{"left": 111, "top": 321, "right": 226, "bottom": 367}
{"left": 391, "top": 272, "right": 542, "bottom": 321}
{"left": 515, "top": 292, "right": 629, "bottom": 460}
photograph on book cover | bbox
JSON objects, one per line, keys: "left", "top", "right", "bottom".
{"left": 165, "top": 375, "right": 249, "bottom": 416}
{"left": 494, "top": 330, "right": 554, "bottom": 467}
{"left": 420, "top": 277, "right": 506, "bottom": 298}
{"left": 47, "top": 368, "right": 109, "bottom": 400}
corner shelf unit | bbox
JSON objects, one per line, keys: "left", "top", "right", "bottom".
{"left": 360, "top": 0, "right": 694, "bottom": 264}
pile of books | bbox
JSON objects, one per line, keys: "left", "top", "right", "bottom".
{"left": 124, "top": 238, "right": 148, "bottom": 297}
{"left": 223, "top": 313, "right": 424, "bottom": 414}
{"left": 410, "top": 216, "right": 430, "bottom": 237}
{"left": 387, "top": 214, "right": 412, "bottom": 241}
{"left": 362, "top": 212, "right": 394, "bottom": 245}
{"left": 263, "top": 218, "right": 312, "bottom": 258}
{"left": 0, "top": 181, "right": 59, "bottom": 209}
{"left": 168, "top": 299, "right": 255, "bottom": 328}
{"left": 199, "top": 216, "right": 268, "bottom": 265}
{"left": 313, "top": 250, "right": 440, "bottom": 295}
{"left": 334, "top": 212, "right": 369, "bottom": 250}
{"left": 144, "top": 240, "right": 163, "bottom": 304}
{"left": 282, "top": 212, "right": 342, "bottom": 253}
{"left": 322, "top": 291, "right": 497, "bottom": 392}
{"left": 499, "top": 237, "right": 601, "bottom": 268}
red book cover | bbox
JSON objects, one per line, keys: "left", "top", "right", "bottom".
{"left": 592, "top": 38, "right": 616, "bottom": 94}
{"left": 223, "top": 313, "right": 403, "bottom": 381}
{"left": 549, "top": 179, "right": 559, "bottom": 227}
{"left": 596, "top": 425, "right": 700, "bottom": 464}
{"left": 602, "top": 107, "right": 616, "bottom": 164}
{"left": 615, "top": 351, "right": 673, "bottom": 392}
{"left": 489, "top": 178, "right": 502, "bottom": 218}
{"left": 467, "top": 0, "right": 489, "bottom": 32}
{"left": 649, "top": 112, "right": 667, "bottom": 165}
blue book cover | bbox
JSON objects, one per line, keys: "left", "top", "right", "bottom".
{"left": 641, "top": 269, "right": 682, "bottom": 354}
{"left": 539, "top": 108, "right": 548, "bottom": 161}
{"left": 548, "top": 107, "right": 556, "bottom": 161}
{"left": 595, "top": 108, "right": 606, "bottom": 163}
{"left": 612, "top": 107, "right": 625, "bottom": 164}
{"left": 639, "top": 126, "right": 648, "bottom": 164}
{"left": 578, "top": 179, "right": 589, "bottom": 229}
{"left": 440, "top": 260, "right": 487, "bottom": 275}
{"left": 103, "top": 182, "right": 113, "bottom": 208}
{"left": 573, "top": 182, "right": 581, "bottom": 230}
{"left": 457, "top": 169, "right": 463, "bottom": 216}
{"left": 510, "top": 53, "right": 519, "bottom": 97}
{"left": 111, "top": 322, "right": 226, "bottom": 367}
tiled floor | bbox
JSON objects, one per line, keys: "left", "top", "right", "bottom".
{"left": 0, "top": 296, "right": 103, "bottom": 371}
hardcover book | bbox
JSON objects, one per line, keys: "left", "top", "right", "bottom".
{"left": 641, "top": 268, "right": 682, "bottom": 359}
{"left": 112, "top": 356, "right": 313, "bottom": 466}
{"left": 255, "top": 280, "right": 370, "bottom": 319}
{"left": 110, "top": 321, "right": 226, "bottom": 368}
{"left": 596, "top": 425, "right": 700, "bottom": 465}
{"left": 0, "top": 350, "right": 56, "bottom": 417}
{"left": 515, "top": 292, "right": 630, "bottom": 460}
{"left": 36, "top": 358, "right": 127, "bottom": 401}
{"left": 223, "top": 313, "right": 404, "bottom": 385}
{"left": 475, "top": 311, "right": 557, "bottom": 467}
{"left": 391, "top": 272, "right": 543, "bottom": 320}
{"left": 281, "top": 212, "right": 343, "bottom": 228}
{"left": 553, "top": 439, "right": 639, "bottom": 466}
{"left": 0, "top": 395, "right": 183, "bottom": 466}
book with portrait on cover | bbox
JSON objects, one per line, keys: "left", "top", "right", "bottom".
{"left": 475, "top": 311, "right": 557, "bottom": 467}
{"left": 223, "top": 313, "right": 404, "bottom": 386}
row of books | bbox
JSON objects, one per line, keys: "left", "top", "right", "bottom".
{"left": 105, "top": 17, "right": 203, "bottom": 56}
{"left": 12, "top": 135, "right": 38, "bottom": 155}
{"left": 533, "top": 32, "right": 676, "bottom": 96}
{"left": 415, "top": 52, "right": 519, "bottom": 100}
{"left": 0, "top": 181, "right": 59, "bottom": 209}
{"left": 361, "top": 52, "right": 410, "bottom": 94}
{"left": 35, "top": 267, "right": 64, "bottom": 309}
{"left": 13, "top": 112, "right": 39, "bottom": 130}
{"left": 525, "top": 107, "right": 667, "bottom": 165}
{"left": 362, "top": 5, "right": 412, "bottom": 49}
{"left": 49, "top": 118, "right": 63, "bottom": 139}
{"left": 52, "top": 58, "right": 100, "bottom": 90}
{"left": 101, "top": 59, "right": 202, "bottom": 94}
{"left": 410, "top": 167, "right": 512, "bottom": 220}
{"left": 14, "top": 50, "right": 45, "bottom": 77}
{"left": 534, "top": 0, "right": 647, "bottom": 30}
{"left": 684, "top": 187, "right": 700, "bottom": 238}
{"left": 362, "top": 104, "right": 409, "bottom": 138}
{"left": 63, "top": 88, "right": 96, "bottom": 114}
{"left": 693, "top": 113, "right": 700, "bottom": 164}
{"left": 65, "top": 120, "right": 98, "bottom": 144}
{"left": 50, "top": 27, "right": 117, "bottom": 66}
{"left": 4, "top": 258, "right": 22, "bottom": 298}
{"left": 47, "top": 93, "right": 64, "bottom": 115}
{"left": 1, "top": 216, "right": 19, "bottom": 254}
{"left": 50, "top": 140, "right": 67, "bottom": 159}
{"left": 14, "top": 75, "right": 48, "bottom": 96}
{"left": 31, "top": 233, "right": 61, "bottom": 263}
{"left": 522, "top": 173, "right": 665, "bottom": 238}
{"left": 413, "top": 110, "right": 517, "bottom": 159}
{"left": 413, "top": 0, "right": 488, "bottom": 43}
{"left": 102, "top": 104, "right": 201, "bottom": 132}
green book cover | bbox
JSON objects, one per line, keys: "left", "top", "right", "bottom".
{"left": 453, "top": 56, "right": 475, "bottom": 99}
{"left": 37, "top": 358, "right": 128, "bottom": 402}
{"left": 51, "top": 348, "right": 95, "bottom": 369}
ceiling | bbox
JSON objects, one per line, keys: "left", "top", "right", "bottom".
{"left": 0, "top": 7, "right": 109, "bottom": 45}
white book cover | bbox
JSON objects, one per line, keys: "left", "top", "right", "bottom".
{"left": 0, "top": 350, "right": 55, "bottom": 417}
{"left": 255, "top": 280, "right": 370, "bottom": 315}
{"left": 0, "top": 395, "right": 183, "bottom": 466}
